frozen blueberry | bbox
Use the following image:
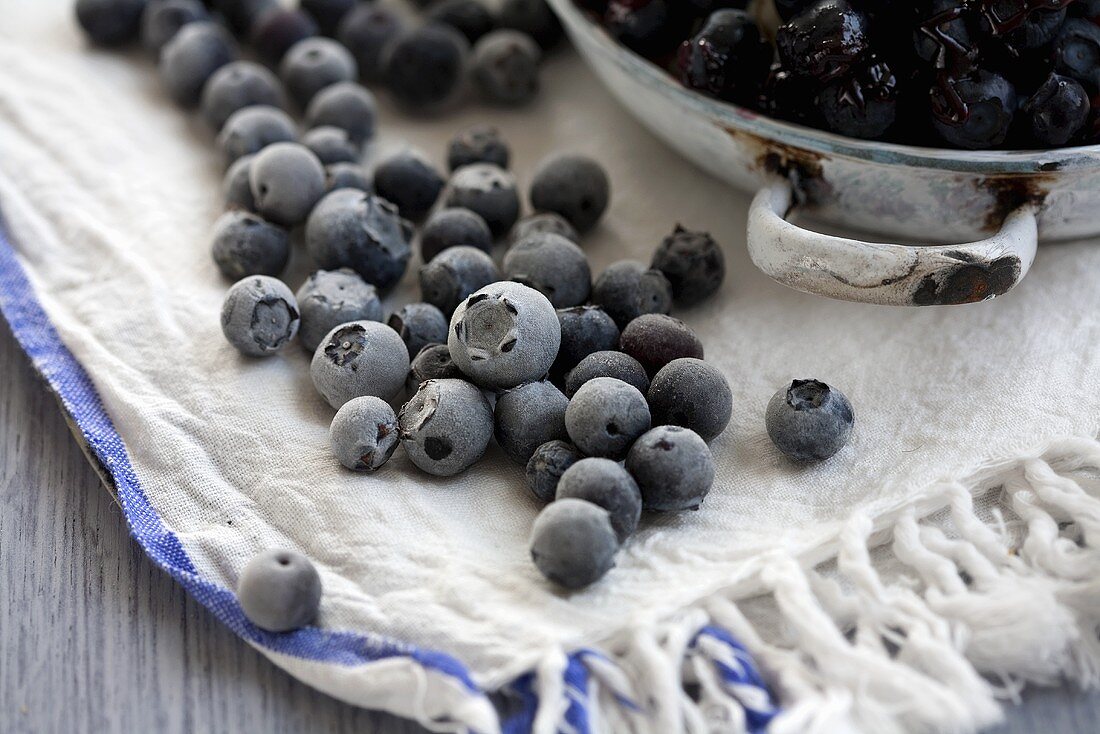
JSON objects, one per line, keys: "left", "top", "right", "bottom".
{"left": 384, "top": 24, "right": 470, "bottom": 111}
{"left": 529, "top": 154, "right": 609, "bottom": 233}
{"left": 221, "top": 275, "right": 300, "bottom": 357}
{"left": 648, "top": 358, "right": 731, "bottom": 442}
{"left": 249, "top": 142, "right": 326, "bottom": 228}
{"left": 223, "top": 153, "right": 257, "bottom": 211}
{"left": 619, "top": 314, "right": 703, "bottom": 376}
{"left": 310, "top": 320, "right": 410, "bottom": 407}
{"left": 444, "top": 164, "right": 521, "bottom": 236}
{"left": 216, "top": 0, "right": 278, "bottom": 37}
{"left": 372, "top": 152, "right": 445, "bottom": 222}
{"left": 325, "top": 162, "right": 371, "bottom": 192}
{"left": 329, "top": 396, "right": 400, "bottom": 472}
{"left": 237, "top": 549, "right": 321, "bottom": 632}
{"left": 765, "top": 379, "right": 854, "bottom": 462}
{"left": 426, "top": 0, "right": 496, "bottom": 44}
{"left": 553, "top": 306, "right": 619, "bottom": 376}
{"left": 420, "top": 208, "right": 493, "bottom": 262}
{"left": 626, "top": 425, "right": 715, "bottom": 512}
{"left": 530, "top": 499, "right": 618, "bottom": 589}
{"left": 399, "top": 378, "right": 494, "bottom": 476}
{"left": 510, "top": 212, "right": 578, "bottom": 247}
{"left": 447, "top": 125, "right": 511, "bottom": 172}
{"left": 498, "top": 0, "right": 563, "bottom": 50}
{"left": 419, "top": 246, "right": 500, "bottom": 316}
{"left": 250, "top": 7, "right": 318, "bottom": 64}
{"left": 565, "top": 351, "right": 648, "bottom": 398}
{"left": 565, "top": 377, "right": 651, "bottom": 460}
{"left": 302, "top": 125, "right": 359, "bottom": 165}
{"left": 503, "top": 233, "right": 590, "bottom": 308}
{"left": 301, "top": 0, "right": 356, "bottom": 37}
{"left": 159, "top": 21, "right": 237, "bottom": 107}
{"left": 305, "top": 81, "right": 377, "bottom": 146}
{"left": 406, "top": 343, "right": 462, "bottom": 394}
{"left": 217, "top": 105, "right": 298, "bottom": 167}
{"left": 306, "top": 189, "right": 412, "bottom": 291}
{"left": 280, "top": 37, "right": 357, "bottom": 107}
{"left": 495, "top": 381, "right": 569, "bottom": 464}
{"left": 525, "top": 440, "right": 584, "bottom": 503}
{"left": 472, "top": 30, "right": 541, "bottom": 106}
{"left": 448, "top": 281, "right": 561, "bottom": 390}
{"left": 211, "top": 210, "right": 289, "bottom": 280}
{"left": 651, "top": 225, "right": 725, "bottom": 306}
{"left": 141, "top": 0, "right": 208, "bottom": 56}
{"left": 201, "top": 61, "right": 285, "bottom": 131}
{"left": 76, "top": 0, "right": 147, "bottom": 46}
{"left": 591, "top": 260, "right": 672, "bottom": 329}
{"left": 295, "top": 268, "right": 383, "bottom": 352}
{"left": 337, "top": 3, "right": 406, "bottom": 82}
{"left": 388, "top": 302, "right": 449, "bottom": 358}
{"left": 556, "top": 458, "right": 641, "bottom": 543}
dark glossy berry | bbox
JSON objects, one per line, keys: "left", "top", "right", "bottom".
{"left": 760, "top": 62, "right": 823, "bottom": 126}
{"left": 619, "top": 313, "right": 704, "bottom": 376}
{"left": 604, "top": 0, "right": 689, "bottom": 59}
{"left": 980, "top": 2, "right": 1068, "bottom": 52}
{"left": 930, "top": 70, "right": 1016, "bottom": 149}
{"left": 499, "top": 0, "right": 563, "bottom": 49}
{"left": 141, "top": 0, "right": 208, "bottom": 56}
{"left": 651, "top": 224, "right": 725, "bottom": 306}
{"left": 765, "top": 379, "right": 854, "bottom": 462}
{"left": 447, "top": 125, "right": 511, "bottom": 171}
{"left": 76, "top": 0, "right": 148, "bottom": 46}
{"left": 526, "top": 440, "right": 584, "bottom": 503}
{"left": 384, "top": 25, "right": 470, "bottom": 111}
{"left": 774, "top": 0, "right": 816, "bottom": 21}
{"left": 913, "top": 0, "right": 976, "bottom": 71}
{"left": 426, "top": 0, "right": 497, "bottom": 44}
{"left": 553, "top": 306, "right": 620, "bottom": 376}
{"left": 1054, "top": 18, "right": 1100, "bottom": 93}
{"left": 388, "top": 302, "right": 449, "bottom": 359}
{"left": 776, "top": 0, "right": 870, "bottom": 82}
{"left": 816, "top": 57, "right": 899, "bottom": 140}
{"left": 372, "top": 152, "right": 445, "bottom": 222}
{"left": 250, "top": 7, "right": 318, "bottom": 65}
{"left": 565, "top": 350, "right": 649, "bottom": 398}
{"left": 677, "top": 9, "right": 771, "bottom": 105}
{"left": 1022, "top": 72, "right": 1089, "bottom": 146}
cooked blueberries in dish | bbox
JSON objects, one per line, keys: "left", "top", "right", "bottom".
{"left": 221, "top": 275, "right": 300, "bottom": 357}
{"left": 295, "top": 268, "right": 383, "bottom": 352}
{"left": 1022, "top": 72, "right": 1090, "bottom": 147}
{"left": 237, "top": 549, "right": 322, "bottom": 632}
{"left": 678, "top": 9, "right": 770, "bottom": 105}
{"left": 766, "top": 379, "right": 855, "bottom": 462}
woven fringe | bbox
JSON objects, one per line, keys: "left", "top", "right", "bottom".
{"left": 516, "top": 436, "right": 1100, "bottom": 734}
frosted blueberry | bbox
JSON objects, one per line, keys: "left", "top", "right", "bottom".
{"left": 372, "top": 152, "right": 445, "bottom": 222}
{"left": 503, "top": 233, "right": 591, "bottom": 308}
{"left": 553, "top": 306, "right": 620, "bottom": 376}
{"left": 626, "top": 426, "right": 715, "bottom": 512}
{"left": 201, "top": 61, "right": 285, "bottom": 131}
{"left": 406, "top": 343, "right": 462, "bottom": 394}
{"left": 388, "top": 302, "right": 449, "bottom": 359}
{"left": 159, "top": 21, "right": 237, "bottom": 107}
{"left": 420, "top": 208, "right": 493, "bottom": 263}
{"left": 220, "top": 275, "right": 300, "bottom": 357}
{"left": 141, "top": 0, "right": 208, "bottom": 56}
{"left": 325, "top": 162, "right": 371, "bottom": 193}
{"left": 295, "top": 268, "right": 382, "bottom": 352}
{"left": 302, "top": 126, "right": 359, "bottom": 165}
{"left": 279, "top": 37, "right": 357, "bottom": 107}
{"left": 217, "top": 105, "right": 298, "bottom": 167}
{"left": 448, "top": 281, "right": 561, "bottom": 390}
{"left": 305, "top": 81, "right": 377, "bottom": 146}
{"left": 565, "top": 377, "right": 651, "bottom": 460}
{"left": 211, "top": 210, "right": 289, "bottom": 280}
{"left": 249, "top": 142, "right": 326, "bottom": 228}
{"left": 249, "top": 7, "right": 317, "bottom": 65}
{"left": 426, "top": 0, "right": 496, "bottom": 44}
{"left": 619, "top": 314, "right": 704, "bottom": 376}
{"left": 591, "top": 260, "right": 672, "bottom": 328}
{"left": 525, "top": 440, "right": 584, "bottom": 503}
{"left": 329, "top": 396, "right": 400, "bottom": 472}
{"left": 565, "top": 351, "right": 648, "bottom": 398}
{"left": 419, "top": 246, "right": 500, "bottom": 316}
{"left": 495, "top": 381, "right": 569, "bottom": 464}
{"left": 306, "top": 189, "right": 411, "bottom": 291}
{"left": 651, "top": 225, "right": 725, "bottom": 306}
{"left": 530, "top": 499, "right": 618, "bottom": 589}
{"left": 529, "top": 154, "right": 609, "bottom": 233}
{"left": 301, "top": 0, "right": 356, "bottom": 37}
{"left": 76, "top": 0, "right": 147, "bottom": 46}
{"left": 447, "top": 125, "right": 510, "bottom": 172}
{"left": 223, "top": 153, "right": 257, "bottom": 211}
{"left": 498, "top": 0, "right": 563, "bottom": 49}
{"left": 765, "top": 379, "right": 854, "bottom": 462}
{"left": 337, "top": 3, "right": 405, "bottom": 82}
{"left": 237, "top": 549, "right": 321, "bottom": 632}
{"left": 384, "top": 25, "right": 470, "bottom": 111}
{"left": 398, "top": 378, "right": 494, "bottom": 476}
{"left": 444, "top": 164, "right": 520, "bottom": 236}
{"left": 310, "top": 320, "right": 410, "bottom": 407}
{"left": 556, "top": 458, "right": 642, "bottom": 543}
{"left": 510, "top": 212, "right": 578, "bottom": 246}
{"left": 218, "top": 0, "right": 278, "bottom": 36}
{"left": 648, "top": 359, "right": 732, "bottom": 442}
{"left": 472, "top": 30, "right": 541, "bottom": 106}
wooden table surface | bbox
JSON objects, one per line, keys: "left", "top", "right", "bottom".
{"left": 1, "top": 317, "right": 1096, "bottom": 733}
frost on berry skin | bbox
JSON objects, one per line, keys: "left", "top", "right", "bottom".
{"left": 565, "top": 377, "right": 652, "bottom": 460}
{"left": 626, "top": 425, "right": 715, "bottom": 512}
{"left": 510, "top": 212, "right": 579, "bottom": 247}
{"left": 201, "top": 61, "right": 285, "bottom": 132}
{"left": 223, "top": 154, "right": 257, "bottom": 212}
{"left": 530, "top": 499, "right": 618, "bottom": 590}
{"left": 159, "top": 22, "right": 237, "bottom": 107}
{"left": 141, "top": 0, "right": 209, "bottom": 56}
{"left": 648, "top": 358, "right": 732, "bottom": 442}
{"left": 525, "top": 439, "right": 584, "bottom": 504}
{"left": 76, "top": 0, "right": 147, "bottom": 47}
{"left": 591, "top": 260, "right": 673, "bottom": 329}
{"left": 310, "top": 320, "right": 409, "bottom": 408}
{"left": 398, "top": 378, "right": 494, "bottom": 477}
{"left": 529, "top": 154, "right": 610, "bottom": 233}
{"left": 444, "top": 164, "right": 522, "bottom": 237}
{"left": 249, "top": 142, "right": 326, "bottom": 228}
{"left": 504, "top": 233, "right": 592, "bottom": 309}
{"left": 406, "top": 343, "right": 462, "bottom": 395}
{"left": 220, "top": 275, "right": 300, "bottom": 357}
{"left": 388, "top": 302, "right": 449, "bottom": 359}
{"left": 420, "top": 208, "right": 493, "bottom": 263}
{"left": 419, "top": 246, "right": 501, "bottom": 317}
{"left": 553, "top": 306, "right": 620, "bottom": 377}
{"left": 329, "top": 396, "right": 400, "bottom": 472}
{"left": 372, "top": 152, "right": 445, "bottom": 222}
{"left": 237, "top": 549, "right": 322, "bottom": 632}
{"left": 280, "top": 37, "right": 357, "bottom": 108}
{"left": 448, "top": 282, "right": 561, "bottom": 391}
{"left": 495, "top": 381, "right": 569, "bottom": 465}
{"left": 295, "top": 268, "right": 382, "bottom": 352}
{"left": 766, "top": 379, "right": 854, "bottom": 462}
{"left": 556, "top": 458, "right": 642, "bottom": 543}
{"left": 301, "top": 126, "right": 359, "bottom": 166}
{"left": 211, "top": 210, "right": 290, "bottom": 281}
{"left": 304, "top": 81, "right": 378, "bottom": 146}
{"left": 565, "top": 350, "right": 648, "bottom": 398}
{"left": 447, "top": 125, "right": 511, "bottom": 172}
{"left": 325, "top": 162, "right": 371, "bottom": 193}
{"left": 337, "top": 4, "right": 406, "bottom": 83}
{"left": 472, "top": 30, "right": 542, "bottom": 107}
{"left": 384, "top": 25, "right": 470, "bottom": 112}
{"left": 651, "top": 225, "right": 725, "bottom": 306}
{"left": 217, "top": 106, "right": 298, "bottom": 168}
{"left": 249, "top": 7, "right": 318, "bottom": 65}
{"left": 305, "top": 189, "right": 412, "bottom": 291}
{"left": 619, "top": 313, "right": 704, "bottom": 377}
{"left": 498, "top": 0, "right": 564, "bottom": 50}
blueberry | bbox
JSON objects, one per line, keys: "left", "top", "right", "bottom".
{"left": 301, "top": 0, "right": 356, "bottom": 37}
{"left": 420, "top": 208, "right": 493, "bottom": 263}
{"left": 217, "top": 105, "right": 298, "bottom": 167}
{"left": 406, "top": 343, "right": 462, "bottom": 394}
{"left": 305, "top": 81, "right": 378, "bottom": 146}
{"left": 556, "top": 458, "right": 642, "bottom": 543}
{"left": 444, "top": 164, "right": 521, "bottom": 236}
{"left": 776, "top": 0, "right": 870, "bottom": 83}
{"left": 159, "top": 21, "right": 237, "bottom": 107}
{"left": 648, "top": 358, "right": 731, "bottom": 442}
{"left": 306, "top": 189, "right": 412, "bottom": 291}
{"left": 249, "top": 7, "right": 318, "bottom": 64}
{"left": 372, "top": 152, "right": 446, "bottom": 222}
{"left": 223, "top": 153, "right": 257, "bottom": 211}
{"left": 931, "top": 70, "right": 1016, "bottom": 149}
{"left": 76, "top": 0, "right": 148, "bottom": 46}
{"left": 591, "top": 260, "right": 672, "bottom": 329}
{"left": 565, "top": 377, "right": 651, "bottom": 460}
{"left": 329, "top": 396, "right": 400, "bottom": 472}
{"left": 986, "top": 5, "right": 1067, "bottom": 52}
{"left": 498, "top": 0, "right": 563, "bottom": 50}
{"left": 220, "top": 275, "right": 300, "bottom": 357}
{"left": 447, "top": 125, "right": 511, "bottom": 172}
{"left": 426, "top": 0, "right": 497, "bottom": 44}
{"left": 384, "top": 25, "right": 470, "bottom": 112}
{"left": 530, "top": 498, "right": 618, "bottom": 589}
{"left": 295, "top": 268, "right": 383, "bottom": 352}
{"left": 510, "top": 212, "right": 579, "bottom": 247}
{"left": 1023, "top": 72, "right": 1090, "bottom": 147}
{"left": 388, "top": 302, "right": 449, "bottom": 359}
{"left": 651, "top": 224, "right": 725, "bottom": 306}
{"left": 765, "top": 379, "right": 854, "bottom": 462}
{"left": 626, "top": 425, "right": 715, "bottom": 512}
{"left": 325, "top": 162, "right": 372, "bottom": 193}
{"left": 503, "top": 233, "right": 591, "bottom": 308}
{"left": 677, "top": 8, "right": 771, "bottom": 105}
{"left": 301, "top": 125, "right": 359, "bottom": 165}
{"left": 526, "top": 439, "right": 584, "bottom": 503}
{"left": 237, "top": 549, "right": 322, "bottom": 632}
{"left": 217, "top": 0, "right": 279, "bottom": 37}
{"left": 817, "top": 57, "right": 899, "bottom": 141}
{"left": 398, "top": 378, "right": 494, "bottom": 476}
{"left": 529, "top": 154, "right": 609, "bottom": 233}
{"left": 565, "top": 351, "right": 649, "bottom": 398}
{"left": 553, "top": 306, "right": 619, "bottom": 376}
{"left": 495, "top": 381, "right": 569, "bottom": 464}
{"left": 472, "top": 30, "right": 542, "bottom": 106}
{"left": 279, "top": 37, "right": 357, "bottom": 108}
{"left": 201, "top": 61, "right": 286, "bottom": 131}
{"left": 249, "top": 142, "right": 326, "bottom": 228}
{"left": 211, "top": 210, "right": 290, "bottom": 280}
{"left": 619, "top": 314, "right": 703, "bottom": 376}
{"left": 337, "top": 4, "right": 406, "bottom": 82}
{"left": 311, "top": 320, "right": 410, "bottom": 407}
{"left": 604, "top": 0, "right": 690, "bottom": 59}
{"left": 449, "top": 281, "right": 561, "bottom": 390}
{"left": 419, "top": 246, "right": 501, "bottom": 316}
{"left": 141, "top": 0, "right": 208, "bottom": 56}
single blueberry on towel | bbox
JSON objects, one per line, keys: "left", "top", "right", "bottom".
{"left": 651, "top": 225, "right": 725, "bottom": 306}
{"left": 444, "top": 164, "right": 521, "bottom": 237}
{"left": 398, "top": 378, "right": 494, "bottom": 476}
{"left": 647, "top": 358, "right": 732, "bottom": 442}
{"left": 766, "top": 379, "right": 854, "bottom": 461}
{"left": 565, "top": 350, "right": 648, "bottom": 398}
{"left": 503, "top": 233, "right": 591, "bottom": 308}
{"left": 310, "top": 320, "right": 409, "bottom": 407}
{"left": 529, "top": 154, "right": 609, "bottom": 233}
{"left": 306, "top": 189, "right": 412, "bottom": 291}
{"left": 419, "top": 246, "right": 501, "bottom": 317}
{"left": 220, "top": 275, "right": 300, "bottom": 357}
{"left": 565, "top": 377, "right": 651, "bottom": 460}
{"left": 237, "top": 549, "right": 322, "bottom": 632}
{"left": 388, "top": 302, "right": 449, "bottom": 359}
{"left": 329, "top": 396, "right": 400, "bottom": 472}
{"left": 372, "top": 151, "right": 445, "bottom": 222}
{"left": 249, "top": 142, "right": 326, "bottom": 227}
{"left": 495, "top": 381, "right": 569, "bottom": 464}
{"left": 472, "top": 30, "right": 542, "bottom": 106}
{"left": 619, "top": 313, "right": 704, "bottom": 376}
{"left": 159, "top": 21, "right": 237, "bottom": 107}
{"left": 279, "top": 37, "right": 357, "bottom": 107}
{"left": 626, "top": 425, "right": 715, "bottom": 512}
{"left": 591, "top": 260, "right": 672, "bottom": 329}
{"left": 556, "top": 458, "right": 642, "bottom": 543}
{"left": 447, "top": 125, "right": 511, "bottom": 172}
{"left": 304, "top": 81, "right": 377, "bottom": 146}
{"left": 530, "top": 499, "right": 618, "bottom": 589}
{"left": 295, "top": 268, "right": 383, "bottom": 352}
{"left": 210, "top": 210, "right": 290, "bottom": 281}
{"left": 420, "top": 208, "right": 493, "bottom": 263}
{"left": 201, "top": 60, "right": 285, "bottom": 131}
{"left": 217, "top": 105, "right": 298, "bottom": 167}
{"left": 526, "top": 440, "right": 584, "bottom": 503}
{"left": 383, "top": 25, "right": 470, "bottom": 111}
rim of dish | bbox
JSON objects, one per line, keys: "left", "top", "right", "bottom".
{"left": 548, "top": 0, "right": 1100, "bottom": 174}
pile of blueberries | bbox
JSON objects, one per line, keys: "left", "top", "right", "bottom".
{"left": 579, "top": 0, "right": 1100, "bottom": 150}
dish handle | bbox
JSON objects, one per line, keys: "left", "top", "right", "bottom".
{"left": 746, "top": 178, "right": 1039, "bottom": 306}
